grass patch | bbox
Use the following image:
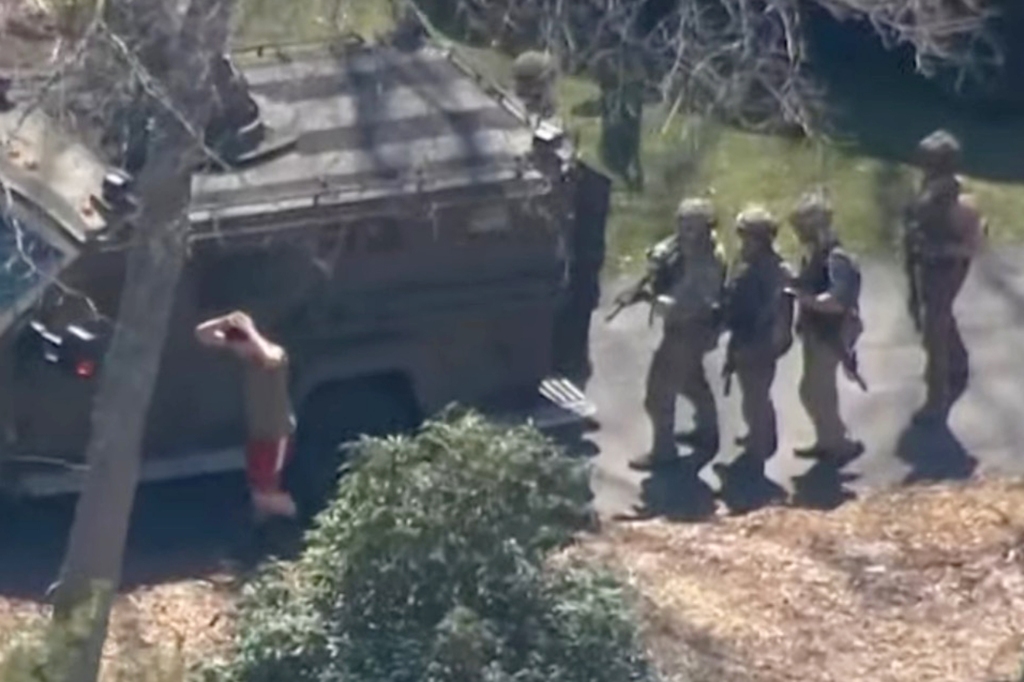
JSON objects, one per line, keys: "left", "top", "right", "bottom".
{"left": 232, "top": 2, "right": 1024, "bottom": 275}
{"left": 234, "top": 0, "right": 393, "bottom": 47}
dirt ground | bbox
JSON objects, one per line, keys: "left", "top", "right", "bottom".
{"left": 0, "top": 575, "right": 237, "bottom": 679}
{"left": 2, "top": 478, "right": 1023, "bottom": 682}
{"left": 577, "top": 477, "right": 1024, "bottom": 682}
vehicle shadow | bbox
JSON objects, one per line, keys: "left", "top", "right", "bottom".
{"left": 0, "top": 423, "right": 603, "bottom": 602}
{"left": 0, "top": 473, "right": 253, "bottom": 600}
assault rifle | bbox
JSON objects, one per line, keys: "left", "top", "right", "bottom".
{"left": 605, "top": 235, "right": 682, "bottom": 324}
{"left": 604, "top": 273, "right": 656, "bottom": 323}
{"left": 902, "top": 207, "right": 924, "bottom": 333}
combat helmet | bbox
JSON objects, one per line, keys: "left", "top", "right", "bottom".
{"left": 512, "top": 51, "right": 555, "bottom": 83}
{"left": 789, "top": 189, "right": 833, "bottom": 230}
{"left": 513, "top": 51, "right": 557, "bottom": 117}
{"left": 675, "top": 197, "right": 717, "bottom": 228}
{"left": 735, "top": 203, "right": 779, "bottom": 240}
{"left": 916, "top": 129, "right": 961, "bottom": 176}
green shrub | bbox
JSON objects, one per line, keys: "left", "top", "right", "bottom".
{"left": 214, "top": 409, "right": 655, "bottom": 682}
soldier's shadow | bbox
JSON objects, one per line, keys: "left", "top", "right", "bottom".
{"left": 896, "top": 418, "right": 977, "bottom": 484}
{"left": 624, "top": 455, "right": 718, "bottom": 522}
{"left": 713, "top": 452, "right": 789, "bottom": 516}
{"left": 790, "top": 457, "right": 861, "bottom": 511}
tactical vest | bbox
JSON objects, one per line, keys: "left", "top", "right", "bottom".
{"left": 726, "top": 251, "right": 792, "bottom": 355}
{"left": 797, "top": 244, "right": 861, "bottom": 340}
{"left": 645, "top": 235, "right": 684, "bottom": 297}
{"left": 907, "top": 184, "right": 964, "bottom": 258}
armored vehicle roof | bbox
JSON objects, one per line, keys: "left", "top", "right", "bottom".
{"left": 189, "top": 41, "right": 547, "bottom": 226}
{"left": 0, "top": 106, "right": 110, "bottom": 243}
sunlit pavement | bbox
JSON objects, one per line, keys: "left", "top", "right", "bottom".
{"left": 587, "top": 245, "right": 1024, "bottom": 518}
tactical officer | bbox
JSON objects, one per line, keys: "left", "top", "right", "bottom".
{"left": 789, "top": 190, "right": 865, "bottom": 460}
{"left": 630, "top": 198, "right": 727, "bottom": 471}
{"left": 512, "top": 51, "right": 558, "bottom": 120}
{"left": 595, "top": 51, "right": 645, "bottom": 191}
{"left": 904, "top": 130, "right": 985, "bottom": 424}
{"left": 722, "top": 205, "right": 794, "bottom": 465}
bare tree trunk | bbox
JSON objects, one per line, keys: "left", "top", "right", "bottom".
{"left": 46, "top": 1, "right": 235, "bottom": 680}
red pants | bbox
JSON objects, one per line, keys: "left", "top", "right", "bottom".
{"left": 245, "top": 436, "right": 294, "bottom": 493}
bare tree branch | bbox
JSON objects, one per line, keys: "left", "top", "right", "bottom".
{"left": 438, "top": 0, "right": 1000, "bottom": 134}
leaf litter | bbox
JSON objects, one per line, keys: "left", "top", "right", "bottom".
{"left": 573, "top": 476, "right": 1024, "bottom": 682}
{"left": 0, "top": 575, "right": 237, "bottom": 678}
{"left": 2, "top": 478, "right": 1023, "bottom": 681}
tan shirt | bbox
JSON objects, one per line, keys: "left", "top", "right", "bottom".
{"left": 243, "top": 355, "right": 295, "bottom": 441}
{"left": 914, "top": 181, "right": 986, "bottom": 260}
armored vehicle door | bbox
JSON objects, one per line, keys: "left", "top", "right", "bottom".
{"left": 571, "top": 162, "right": 611, "bottom": 283}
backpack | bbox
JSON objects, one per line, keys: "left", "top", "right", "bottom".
{"left": 770, "top": 262, "right": 795, "bottom": 357}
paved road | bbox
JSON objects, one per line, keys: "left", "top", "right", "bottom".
{"left": 586, "top": 246, "right": 1024, "bottom": 519}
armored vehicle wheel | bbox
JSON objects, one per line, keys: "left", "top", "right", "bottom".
{"left": 287, "top": 377, "right": 419, "bottom": 520}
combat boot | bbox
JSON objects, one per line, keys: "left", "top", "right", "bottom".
{"left": 675, "top": 428, "right": 720, "bottom": 454}
{"left": 628, "top": 446, "right": 678, "bottom": 471}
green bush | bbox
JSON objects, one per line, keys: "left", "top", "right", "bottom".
{"left": 213, "top": 409, "right": 655, "bottom": 682}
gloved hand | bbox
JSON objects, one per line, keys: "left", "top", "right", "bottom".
{"left": 652, "top": 294, "right": 675, "bottom": 318}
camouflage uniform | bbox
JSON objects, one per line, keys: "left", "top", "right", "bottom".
{"left": 631, "top": 199, "right": 726, "bottom": 470}
{"left": 723, "top": 206, "right": 794, "bottom": 463}
{"left": 790, "top": 192, "right": 863, "bottom": 458}
{"left": 513, "top": 51, "right": 558, "bottom": 120}
{"left": 905, "top": 131, "right": 984, "bottom": 423}
{"left": 595, "top": 52, "right": 645, "bottom": 191}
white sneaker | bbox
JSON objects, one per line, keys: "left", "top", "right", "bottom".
{"left": 252, "top": 491, "right": 298, "bottom": 522}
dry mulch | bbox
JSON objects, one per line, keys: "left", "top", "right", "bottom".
{"left": 0, "top": 576, "right": 237, "bottom": 679}
{"left": 3, "top": 479, "right": 1023, "bottom": 681}
{"left": 576, "top": 477, "right": 1024, "bottom": 682}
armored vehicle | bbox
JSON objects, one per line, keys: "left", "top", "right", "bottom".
{"left": 0, "top": 36, "right": 609, "bottom": 507}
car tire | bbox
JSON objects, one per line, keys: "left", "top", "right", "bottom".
{"left": 286, "top": 378, "right": 418, "bottom": 521}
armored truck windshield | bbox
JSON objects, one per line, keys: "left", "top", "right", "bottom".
{"left": 0, "top": 195, "right": 76, "bottom": 336}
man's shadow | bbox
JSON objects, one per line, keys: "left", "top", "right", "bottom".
{"left": 790, "top": 454, "right": 862, "bottom": 511}
{"left": 621, "top": 452, "right": 718, "bottom": 522}
{"left": 896, "top": 417, "right": 977, "bottom": 484}
{"left": 712, "top": 452, "right": 789, "bottom": 516}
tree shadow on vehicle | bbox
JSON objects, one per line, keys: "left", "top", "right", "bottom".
{"left": 712, "top": 452, "right": 788, "bottom": 516}
{"left": 895, "top": 418, "right": 977, "bottom": 485}
{"left": 618, "top": 455, "right": 717, "bottom": 523}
